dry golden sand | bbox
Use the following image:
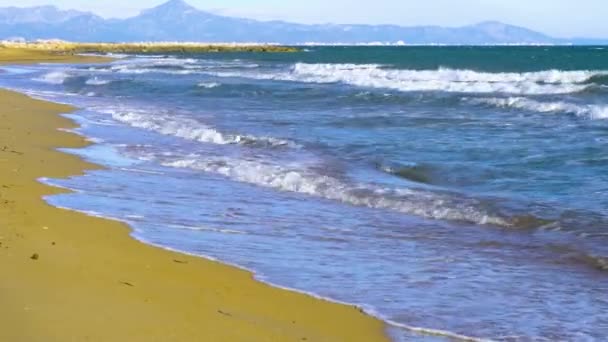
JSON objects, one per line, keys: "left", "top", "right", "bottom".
{"left": 0, "top": 51, "right": 389, "bottom": 341}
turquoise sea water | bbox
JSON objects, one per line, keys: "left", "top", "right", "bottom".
{"left": 2, "top": 46, "right": 608, "bottom": 341}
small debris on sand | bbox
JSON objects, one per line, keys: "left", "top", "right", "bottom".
{"left": 217, "top": 309, "right": 232, "bottom": 317}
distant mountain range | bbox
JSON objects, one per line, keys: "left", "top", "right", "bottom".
{"left": 0, "top": 0, "right": 606, "bottom": 45}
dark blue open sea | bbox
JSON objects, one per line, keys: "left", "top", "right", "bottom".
{"left": 2, "top": 46, "right": 608, "bottom": 341}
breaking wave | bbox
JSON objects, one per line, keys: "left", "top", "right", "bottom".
{"left": 473, "top": 97, "right": 608, "bottom": 119}
{"left": 90, "top": 57, "right": 258, "bottom": 76}
{"left": 104, "top": 109, "right": 298, "bottom": 148}
{"left": 571, "top": 253, "right": 608, "bottom": 272}
{"left": 85, "top": 77, "right": 111, "bottom": 86}
{"left": 33, "top": 71, "right": 71, "bottom": 84}
{"left": 212, "top": 64, "right": 608, "bottom": 95}
{"left": 108, "top": 65, "right": 196, "bottom": 75}
{"left": 86, "top": 57, "right": 201, "bottom": 75}
{"left": 160, "top": 155, "right": 513, "bottom": 227}
{"left": 197, "top": 82, "right": 221, "bottom": 89}
{"left": 379, "top": 162, "right": 434, "bottom": 184}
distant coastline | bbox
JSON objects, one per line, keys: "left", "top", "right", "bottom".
{"left": 0, "top": 41, "right": 299, "bottom": 55}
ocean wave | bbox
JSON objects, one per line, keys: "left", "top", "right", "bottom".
{"left": 549, "top": 244, "right": 608, "bottom": 273}
{"left": 211, "top": 64, "right": 608, "bottom": 95}
{"left": 586, "top": 73, "right": 608, "bottom": 85}
{"left": 109, "top": 64, "right": 196, "bottom": 75}
{"left": 576, "top": 254, "right": 608, "bottom": 272}
{"left": 161, "top": 156, "right": 511, "bottom": 227}
{"left": 378, "top": 162, "right": 434, "bottom": 184}
{"left": 197, "top": 82, "right": 221, "bottom": 89}
{"left": 101, "top": 57, "right": 263, "bottom": 75}
{"left": 105, "top": 109, "right": 298, "bottom": 148}
{"left": 33, "top": 71, "right": 71, "bottom": 84}
{"left": 196, "top": 59, "right": 260, "bottom": 70}
{"left": 473, "top": 97, "right": 608, "bottom": 119}
{"left": 106, "top": 53, "right": 130, "bottom": 59}
{"left": 86, "top": 57, "right": 202, "bottom": 75}
{"left": 121, "top": 57, "right": 199, "bottom": 67}
{"left": 99, "top": 57, "right": 256, "bottom": 76}
{"left": 85, "top": 77, "right": 111, "bottom": 86}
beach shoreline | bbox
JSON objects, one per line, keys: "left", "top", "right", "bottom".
{"left": 0, "top": 52, "right": 388, "bottom": 341}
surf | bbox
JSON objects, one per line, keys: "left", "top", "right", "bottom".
{"left": 210, "top": 63, "right": 608, "bottom": 95}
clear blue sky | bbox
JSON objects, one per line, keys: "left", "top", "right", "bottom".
{"left": 2, "top": 0, "right": 606, "bottom": 38}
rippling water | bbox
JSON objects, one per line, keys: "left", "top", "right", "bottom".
{"left": 2, "top": 46, "right": 608, "bottom": 341}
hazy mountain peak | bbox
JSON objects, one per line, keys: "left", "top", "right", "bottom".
{"left": 142, "top": 0, "right": 198, "bottom": 16}
{"left": 466, "top": 20, "right": 552, "bottom": 43}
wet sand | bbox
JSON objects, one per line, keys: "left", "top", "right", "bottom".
{"left": 0, "top": 50, "right": 388, "bottom": 342}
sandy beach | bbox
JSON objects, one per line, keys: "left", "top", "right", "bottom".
{"left": 0, "top": 50, "right": 388, "bottom": 342}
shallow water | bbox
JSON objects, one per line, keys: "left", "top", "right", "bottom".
{"left": 2, "top": 46, "right": 608, "bottom": 341}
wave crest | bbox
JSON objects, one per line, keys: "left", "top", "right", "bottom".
{"left": 472, "top": 97, "right": 608, "bottom": 119}
{"left": 197, "top": 82, "right": 221, "bottom": 89}
{"left": 212, "top": 64, "right": 608, "bottom": 95}
{"left": 161, "top": 156, "right": 512, "bottom": 227}
{"left": 105, "top": 109, "right": 298, "bottom": 148}
{"left": 85, "top": 77, "right": 111, "bottom": 86}
{"left": 289, "top": 64, "right": 603, "bottom": 95}
{"left": 33, "top": 71, "right": 71, "bottom": 84}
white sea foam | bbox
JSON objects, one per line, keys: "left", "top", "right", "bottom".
{"left": 33, "top": 71, "right": 71, "bottom": 84}
{"left": 109, "top": 65, "right": 195, "bottom": 75}
{"left": 211, "top": 64, "right": 608, "bottom": 95}
{"left": 85, "top": 77, "right": 110, "bottom": 86}
{"left": 118, "top": 167, "right": 165, "bottom": 175}
{"left": 168, "top": 224, "right": 247, "bottom": 235}
{"left": 474, "top": 97, "right": 608, "bottom": 119}
{"left": 105, "top": 109, "right": 298, "bottom": 148}
{"left": 107, "top": 58, "right": 257, "bottom": 75}
{"left": 78, "top": 52, "right": 129, "bottom": 59}
{"left": 106, "top": 53, "right": 130, "bottom": 59}
{"left": 161, "top": 156, "right": 508, "bottom": 227}
{"left": 197, "top": 82, "right": 221, "bottom": 88}
{"left": 96, "top": 57, "right": 201, "bottom": 75}
{"left": 120, "top": 57, "right": 199, "bottom": 67}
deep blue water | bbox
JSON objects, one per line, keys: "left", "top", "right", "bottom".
{"left": 2, "top": 46, "right": 608, "bottom": 341}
